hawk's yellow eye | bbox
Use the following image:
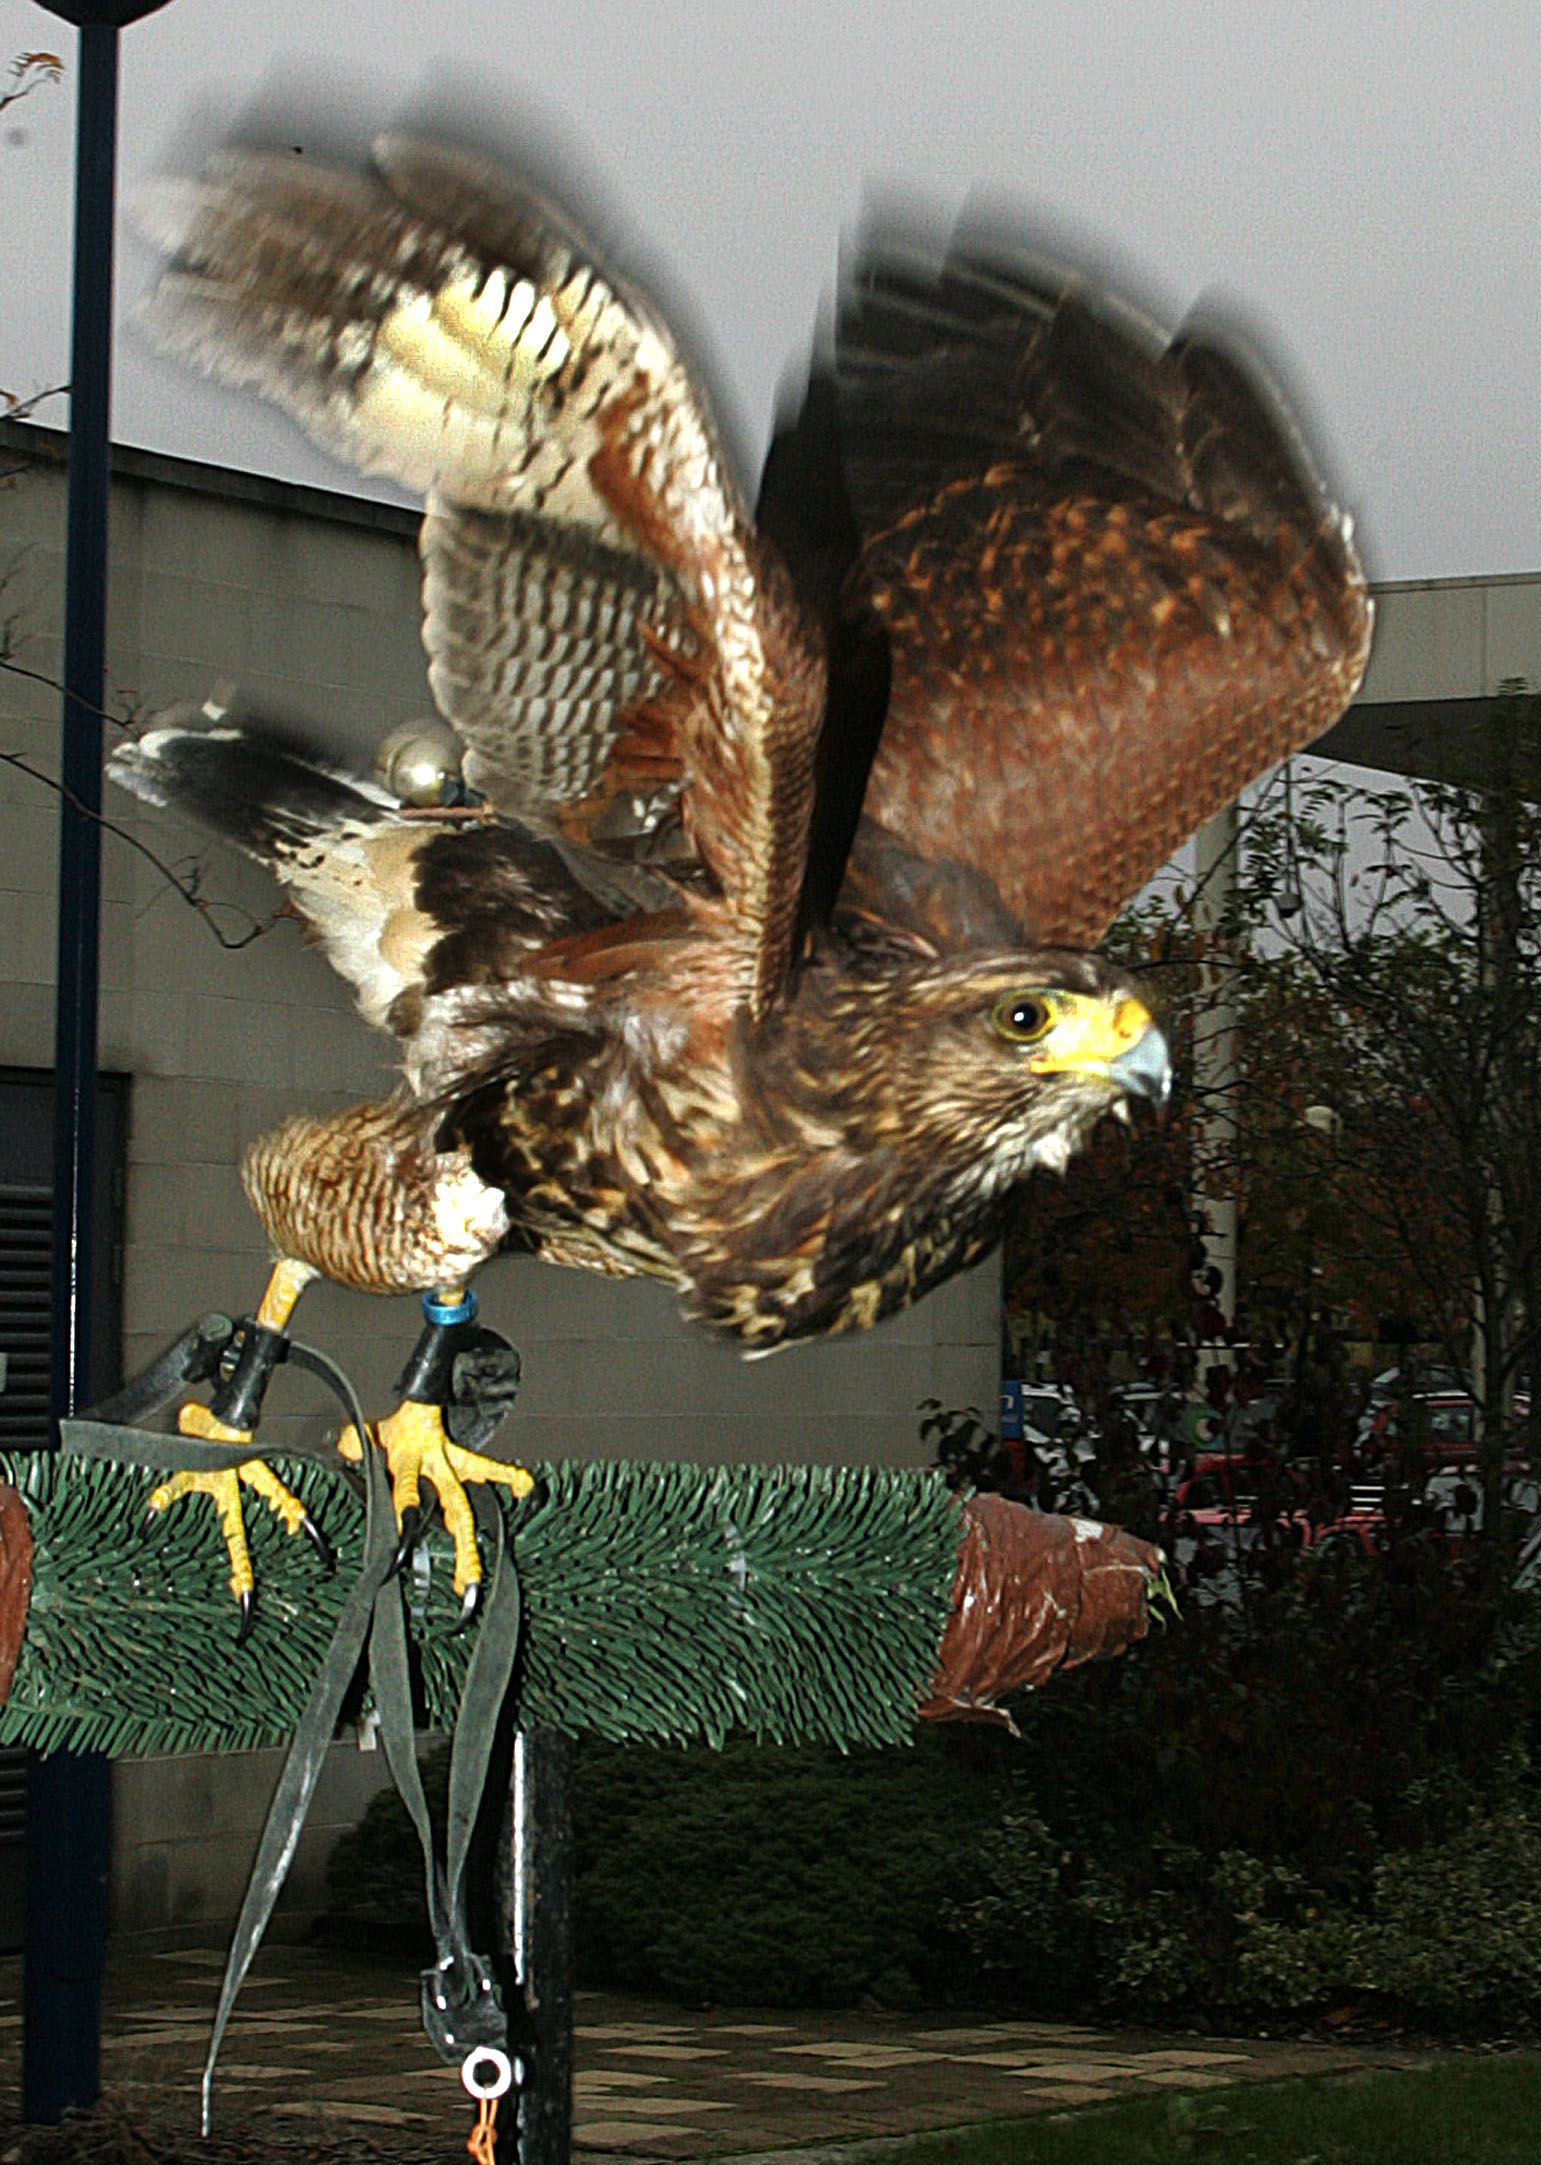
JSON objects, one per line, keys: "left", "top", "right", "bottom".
{"left": 991, "top": 992, "right": 1054, "bottom": 1045}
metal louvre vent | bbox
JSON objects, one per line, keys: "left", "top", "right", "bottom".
{"left": 0, "top": 1078, "right": 124, "bottom": 1953}
{"left": 0, "top": 1181, "right": 52, "bottom": 1452}
{"left": 0, "top": 1750, "right": 24, "bottom": 1840}
{"left": 0, "top": 1744, "right": 22, "bottom": 1947}
{"left": 0, "top": 1178, "right": 50, "bottom": 1950}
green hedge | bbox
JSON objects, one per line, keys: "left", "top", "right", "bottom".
{"left": 573, "top": 1729, "right": 1010, "bottom": 2009}
{"left": 323, "top": 1726, "right": 1015, "bottom": 2006}
{"left": 943, "top": 1804, "right": 1541, "bottom": 2025}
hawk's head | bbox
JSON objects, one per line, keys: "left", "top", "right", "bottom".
{"left": 862, "top": 948, "right": 1170, "bottom": 1197}
{"left": 679, "top": 947, "right": 1169, "bottom": 1346}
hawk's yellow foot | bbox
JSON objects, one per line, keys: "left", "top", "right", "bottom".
{"left": 337, "top": 1400, "right": 534, "bottom": 1612}
{"left": 149, "top": 1401, "right": 332, "bottom": 1638}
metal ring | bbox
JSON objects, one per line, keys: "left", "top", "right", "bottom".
{"left": 424, "top": 1289, "right": 478, "bottom": 1327}
{"left": 461, "top": 2045, "right": 514, "bottom": 2100}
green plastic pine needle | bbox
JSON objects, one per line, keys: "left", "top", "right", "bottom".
{"left": 0, "top": 1451, "right": 962, "bottom": 1757}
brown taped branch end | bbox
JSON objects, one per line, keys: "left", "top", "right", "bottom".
{"left": 0, "top": 1481, "right": 33, "bottom": 1705}
{"left": 920, "top": 1493, "right": 1163, "bottom": 1730}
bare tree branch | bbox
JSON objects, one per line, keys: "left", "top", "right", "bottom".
{"left": 0, "top": 656, "right": 281, "bottom": 949}
{"left": 0, "top": 382, "right": 69, "bottom": 427}
{"left": 0, "top": 747, "right": 284, "bottom": 949}
{"left": 0, "top": 49, "right": 63, "bottom": 118}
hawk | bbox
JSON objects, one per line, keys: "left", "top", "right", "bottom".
{"left": 112, "top": 136, "right": 1371, "bottom": 1611}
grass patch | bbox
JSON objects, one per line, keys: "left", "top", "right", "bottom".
{"left": 890, "top": 2058, "right": 1541, "bottom": 2164}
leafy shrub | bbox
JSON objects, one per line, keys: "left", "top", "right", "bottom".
{"left": 575, "top": 1728, "right": 1011, "bottom": 2007}
{"left": 318, "top": 1740, "right": 447, "bottom": 1953}
{"left": 1349, "top": 1805, "right": 1541, "bottom": 2022}
{"left": 321, "top": 1536, "right": 1541, "bottom": 2031}
{"left": 931, "top": 1536, "right": 1541, "bottom": 2028}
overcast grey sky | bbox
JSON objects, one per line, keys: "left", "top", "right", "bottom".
{"left": 3, "top": 0, "right": 1538, "bottom": 587}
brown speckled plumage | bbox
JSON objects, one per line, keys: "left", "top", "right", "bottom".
{"left": 241, "top": 1102, "right": 507, "bottom": 1297}
{"left": 116, "top": 139, "right": 1372, "bottom": 1345}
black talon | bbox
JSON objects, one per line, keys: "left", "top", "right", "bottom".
{"left": 236, "top": 1588, "right": 256, "bottom": 1646}
{"left": 302, "top": 1512, "right": 336, "bottom": 1575}
{"left": 391, "top": 1503, "right": 425, "bottom": 1578}
{"left": 453, "top": 1522, "right": 490, "bottom": 1630}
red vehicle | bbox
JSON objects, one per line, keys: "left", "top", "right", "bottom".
{"left": 1306, "top": 1496, "right": 1388, "bottom": 1556}
{"left": 1361, "top": 1390, "right": 1531, "bottom": 1471}
{"left": 1169, "top": 1452, "right": 1313, "bottom": 1592}
{"left": 1174, "top": 1451, "right": 1308, "bottom": 1526}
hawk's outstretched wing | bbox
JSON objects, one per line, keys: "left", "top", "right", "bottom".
{"left": 139, "top": 146, "right": 1371, "bottom": 993}
{"left": 762, "top": 238, "right": 1373, "bottom": 954}
{"left": 139, "top": 136, "right": 823, "bottom": 1020}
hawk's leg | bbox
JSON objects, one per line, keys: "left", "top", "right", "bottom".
{"left": 337, "top": 1288, "right": 534, "bottom": 1618}
{"left": 147, "top": 1257, "right": 330, "bottom": 1634}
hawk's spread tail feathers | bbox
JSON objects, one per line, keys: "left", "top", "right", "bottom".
{"left": 110, "top": 710, "right": 402, "bottom": 864}
{"left": 110, "top": 713, "right": 429, "bottom": 1033}
{"left": 109, "top": 713, "right": 611, "bottom": 1043}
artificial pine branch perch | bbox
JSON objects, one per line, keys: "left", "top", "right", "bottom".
{"left": 0, "top": 1452, "right": 1163, "bottom": 1759}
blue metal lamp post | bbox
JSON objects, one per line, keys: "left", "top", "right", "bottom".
{"left": 25, "top": 1, "right": 171, "bottom": 2123}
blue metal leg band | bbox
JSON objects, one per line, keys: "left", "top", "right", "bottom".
{"left": 423, "top": 1290, "right": 478, "bottom": 1328}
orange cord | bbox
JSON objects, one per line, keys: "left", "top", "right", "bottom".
{"left": 466, "top": 2093, "right": 498, "bottom": 2165}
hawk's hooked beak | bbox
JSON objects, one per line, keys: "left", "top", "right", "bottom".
{"left": 1108, "top": 1021, "right": 1172, "bottom": 1112}
{"left": 1029, "top": 994, "right": 1172, "bottom": 1111}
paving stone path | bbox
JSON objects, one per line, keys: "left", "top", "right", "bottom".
{"left": 0, "top": 1946, "right": 1427, "bottom": 2158}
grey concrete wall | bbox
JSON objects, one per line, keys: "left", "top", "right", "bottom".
{"left": 109, "top": 1741, "right": 396, "bottom": 1949}
{"left": 1355, "top": 571, "right": 1541, "bottom": 705}
{"left": 0, "top": 423, "right": 1000, "bottom": 1938}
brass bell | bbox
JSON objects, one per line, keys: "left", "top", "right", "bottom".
{"left": 375, "top": 720, "right": 464, "bottom": 807}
